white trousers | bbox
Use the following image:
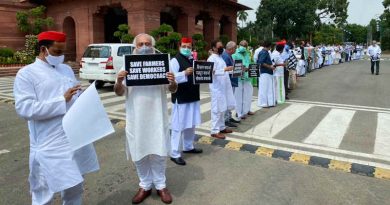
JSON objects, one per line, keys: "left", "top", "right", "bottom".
{"left": 211, "top": 111, "right": 226, "bottom": 134}
{"left": 134, "top": 154, "right": 166, "bottom": 191}
{"left": 274, "top": 76, "right": 285, "bottom": 104}
{"left": 234, "top": 81, "right": 253, "bottom": 118}
{"left": 258, "top": 74, "right": 276, "bottom": 107}
{"left": 170, "top": 128, "right": 195, "bottom": 158}
{"left": 32, "top": 182, "right": 83, "bottom": 205}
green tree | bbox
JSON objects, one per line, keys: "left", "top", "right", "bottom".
{"left": 151, "top": 24, "right": 182, "bottom": 56}
{"left": 313, "top": 24, "right": 343, "bottom": 45}
{"left": 237, "top": 10, "right": 249, "bottom": 28}
{"left": 381, "top": 0, "right": 390, "bottom": 50}
{"left": 192, "top": 33, "right": 208, "bottom": 60}
{"left": 255, "top": 0, "right": 348, "bottom": 41}
{"left": 344, "top": 24, "right": 367, "bottom": 43}
{"left": 113, "top": 24, "right": 134, "bottom": 43}
{"left": 16, "top": 5, "right": 54, "bottom": 35}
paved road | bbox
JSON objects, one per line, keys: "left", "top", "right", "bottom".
{"left": 1, "top": 59, "right": 390, "bottom": 204}
{"left": 1, "top": 59, "right": 389, "bottom": 169}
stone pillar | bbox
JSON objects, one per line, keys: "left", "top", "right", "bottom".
{"left": 203, "top": 16, "right": 220, "bottom": 48}
{"left": 127, "top": 9, "right": 160, "bottom": 36}
{"left": 177, "top": 12, "right": 196, "bottom": 38}
{"left": 92, "top": 14, "right": 105, "bottom": 43}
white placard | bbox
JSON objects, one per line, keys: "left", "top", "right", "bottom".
{"left": 63, "top": 82, "right": 115, "bottom": 151}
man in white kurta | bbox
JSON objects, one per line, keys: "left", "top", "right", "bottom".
{"left": 169, "top": 37, "right": 202, "bottom": 166}
{"left": 208, "top": 40, "right": 236, "bottom": 139}
{"left": 14, "top": 31, "right": 99, "bottom": 205}
{"left": 114, "top": 34, "right": 176, "bottom": 204}
{"left": 367, "top": 41, "right": 382, "bottom": 75}
{"left": 272, "top": 44, "right": 286, "bottom": 104}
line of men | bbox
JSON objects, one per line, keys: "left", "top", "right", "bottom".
{"left": 13, "top": 29, "right": 382, "bottom": 205}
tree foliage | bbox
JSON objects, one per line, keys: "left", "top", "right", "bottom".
{"left": 344, "top": 24, "right": 367, "bottom": 44}
{"left": 381, "top": 0, "right": 390, "bottom": 50}
{"left": 16, "top": 5, "right": 54, "bottom": 35}
{"left": 150, "top": 24, "right": 182, "bottom": 56}
{"left": 113, "top": 24, "right": 134, "bottom": 43}
{"left": 237, "top": 10, "right": 248, "bottom": 28}
{"left": 255, "top": 0, "right": 348, "bottom": 40}
{"left": 313, "top": 24, "right": 343, "bottom": 45}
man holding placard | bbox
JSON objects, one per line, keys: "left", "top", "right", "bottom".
{"left": 232, "top": 40, "right": 255, "bottom": 120}
{"left": 14, "top": 31, "right": 99, "bottom": 205}
{"left": 257, "top": 41, "right": 276, "bottom": 108}
{"left": 208, "top": 40, "right": 236, "bottom": 139}
{"left": 169, "top": 37, "right": 203, "bottom": 166}
{"left": 367, "top": 40, "right": 381, "bottom": 75}
{"left": 114, "top": 33, "right": 177, "bottom": 204}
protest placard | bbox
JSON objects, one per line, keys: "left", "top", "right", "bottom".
{"left": 193, "top": 61, "right": 214, "bottom": 84}
{"left": 125, "top": 53, "right": 170, "bottom": 86}
{"left": 248, "top": 64, "right": 260, "bottom": 78}
{"left": 233, "top": 59, "right": 243, "bottom": 78}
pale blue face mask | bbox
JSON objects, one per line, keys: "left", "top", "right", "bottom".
{"left": 180, "top": 47, "right": 192, "bottom": 57}
{"left": 136, "top": 45, "right": 154, "bottom": 54}
{"left": 45, "top": 48, "right": 64, "bottom": 67}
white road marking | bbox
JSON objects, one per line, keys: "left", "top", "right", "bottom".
{"left": 288, "top": 99, "right": 390, "bottom": 112}
{"left": 0, "top": 149, "right": 10, "bottom": 155}
{"left": 374, "top": 113, "right": 390, "bottom": 157}
{"left": 304, "top": 109, "right": 355, "bottom": 148}
{"left": 245, "top": 104, "right": 313, "bottom": 137}
{"left": 101, "top": 96, "right": 125, "bottom": 104}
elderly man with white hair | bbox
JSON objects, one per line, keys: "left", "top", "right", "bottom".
{"left": 114, "top": 33, "right": 177, "bottom": 204}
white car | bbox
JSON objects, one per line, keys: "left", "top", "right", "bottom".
{"left": 79, "top": 43, "right": 134, "bottom": 88}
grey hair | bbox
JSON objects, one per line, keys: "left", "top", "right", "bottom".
{"left": 132, "top": 33, "right": 156, "bottom": 46}
{"left": 226, "top": 41, "right": 237, "bottom": 50}
{"left": 239, "top": 40, "right": 248, "bottom": 46}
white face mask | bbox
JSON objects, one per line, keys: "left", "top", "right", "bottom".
{"left": 45, "top": 48, "right": 64, "bottom": 67}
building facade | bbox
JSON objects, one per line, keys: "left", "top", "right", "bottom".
{"left": 1, "top": 0, "right": 249, "bottom": 61}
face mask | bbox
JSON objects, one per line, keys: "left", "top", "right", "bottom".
{"left": 180, "top": 48, "right": 191, "bottom": 57}
{"left": 217, "top": 47, "right": 224, "bottom": 55}
{"left": 45, "top": 48, "right": 64, "bottom": 67}
{"left": 136, "top": 45, "right": 154, "bottom": 54}
{"left": 238, "top": 46, "right": 246, "bottom": 53}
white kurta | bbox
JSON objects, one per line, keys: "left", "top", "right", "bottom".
{"left": 123, "top": 82, "right": 170, "bottom": 162}
{"left": 271, "top": 50, "right": 285, "bottom": 104}
{"left": 14, "top": 58, "right": 99, "bottom": 193}
{"left": 169, "top": 58, "right": 201, "bottom": 131}
{"left": 207, "top": 53, "right": 236, "bottom": 113}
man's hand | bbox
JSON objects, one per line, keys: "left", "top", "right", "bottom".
{"left": 224, "top": 66, "right": 234, "bottom": 71}
{"left": 117, "top": 70, "right": 128, "bottom": 83}
{"left": 64, "top": 85, "right": 81, "bottom": 102}
{"left": 184, "top": 67, "right": 194, "bottom": 76}
{"left": 167, "top": 72, "right": 178, "bottom": 93}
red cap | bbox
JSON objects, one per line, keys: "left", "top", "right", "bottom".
{"left": 37, "top": 31, "right": 66, "bottom": 42}
{"left": 276, "top": 40, "right": 286, "bottom": 46}
{"left": 181, "top": 37, "right": 192, "bottom": 44}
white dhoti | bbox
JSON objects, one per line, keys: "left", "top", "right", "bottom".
{"left": 296, "top": 60, "right": 306, "bottom": 76}
{"left": 32, "top": 182, "right": 84, "bottom": 205}
{"left": 258, "top": 73, "right": 276, "bottom": 107}
{"left": 134, "top": 154, "right": 167, "bottom": 191}
{"left": 274, "top": 76, "right": 285, "bottom": 104}
{"left": 234, "top": 81, "right": 253, "bottom": 118}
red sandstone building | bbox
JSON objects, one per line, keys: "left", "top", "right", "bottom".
{"left": 0, "top": 0, "right": 250, "bottom": 61}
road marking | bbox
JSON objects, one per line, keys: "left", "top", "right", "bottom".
{"left": 195, "top": 129, "right": 390, "bottom": 169}
{"left": 288, "top": 99, "right": 390, "bottom": 112}
{"left": 374, "top": 113, "right": 390, "bottom": 157}
{"left": 101, "top": 96, "right": 125, "bottom": 104}
{"left": 245, "top": 104, "right": 313, "bottom": 137}
{"left": 304, "top": 109, "right": 355, "bottom": 148}
{"left": 0, "top": 149, "right": 10, "bottom": 155}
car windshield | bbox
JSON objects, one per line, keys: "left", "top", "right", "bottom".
{"left": 83, "top": 46, "right": 111, "bottom": 58}
{"left": 117, "top": 46, "right": 133, "bottom": 56}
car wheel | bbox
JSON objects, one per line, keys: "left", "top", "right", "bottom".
{"left": 95, "top": 80, "right": 105, "bottom": 89}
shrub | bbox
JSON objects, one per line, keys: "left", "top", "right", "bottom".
{"left": 0, "top": 48, "right": 14, "bottom": 58}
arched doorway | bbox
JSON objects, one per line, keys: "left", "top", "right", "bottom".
{"left": 63, "top": 16, "right": 76, "bottom": 62}
{"left": 102, "top": 6, "right": 128, "bottom": 43}
{"left": 160, "top": 6, "right": 180, "bottom": 31}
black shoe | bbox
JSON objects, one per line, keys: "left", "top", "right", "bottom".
{"left": 170, "top": 157, "right": 186, "bottom": 166}
{"left": 229, "top": 118, "right": 241, "bottom": 123}
{"left": 225, "top": 121, "right": 237, "bottom": 128}
{"left": 376, "top": 73, "right": 379, "bottom": 75}
{"left": 183, "top": 148, "right": 203, "bottom": 154}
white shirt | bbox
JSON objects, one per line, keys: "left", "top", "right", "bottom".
{"left": 169, "top": 57, "right": 201, "bottom": 131}
{"left": 271, "top": 50, "right": 284, "bottom": 77}
{"left": 122, "top": 77, "right": 171, "bottom": 162}
{"left": 14, "top": 58, "right": 99, "bottom": 193}
{"left": 367, "top": 45, "right": 381, "bottom": 59}
{"left": 207, "top": 53, "right": 236, "bottom": 113}
{"left": 254, "top": 46, "right": 264, "bottom": 63}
